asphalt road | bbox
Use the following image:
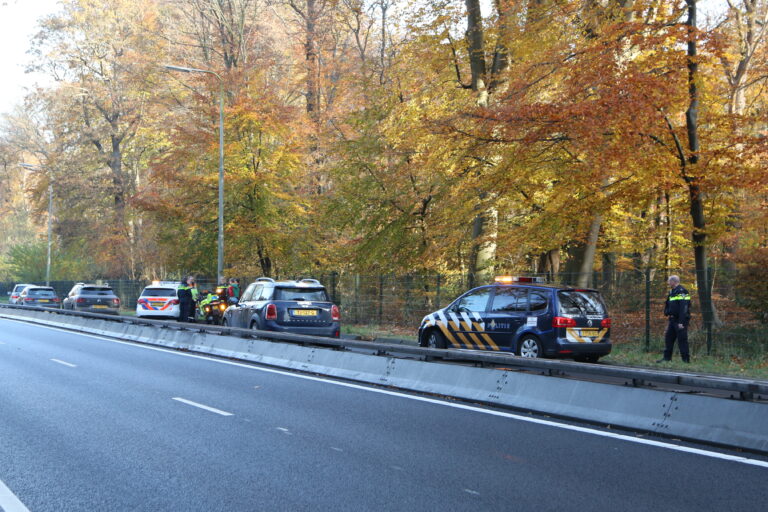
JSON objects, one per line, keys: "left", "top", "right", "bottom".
{"left": 1, "top": 318, "right": 766, "bottom": 512}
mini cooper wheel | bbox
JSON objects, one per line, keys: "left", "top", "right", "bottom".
{"left": 518, "top": 335, "right": 542, "bottom": 358}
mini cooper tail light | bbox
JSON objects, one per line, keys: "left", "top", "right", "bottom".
{"left": 112, "top": 298, "right": 121, "bottom": 306}
{"left": 331, "top": 305, "right": 341, "bottom": 321}
{"left": 601, "top": 318, "right": 612, "bottom": 328}
{"left": 552, "top": 316, "right": 576, "bottom": 328}
{"left": 53, "top": 297, "right": 60, "bottom": 302}
{"left": 265, "top": 303, "right": 277, "bottom": 320}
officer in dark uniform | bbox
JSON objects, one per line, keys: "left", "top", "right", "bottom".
{"left": 177, "top": 276, "right": 196, "bottom": 323}
{"left": 658, "top": 275, "right": 691, "bottom": 363}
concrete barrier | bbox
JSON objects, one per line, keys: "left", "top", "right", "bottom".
{"left": 2, "top": 308, "right": 767, "bottom": 453}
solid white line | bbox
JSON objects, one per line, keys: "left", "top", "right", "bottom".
{"left": 0, "top": 478, "right": 31, "bottom": 512}
{"left": 50, "top": 358, "right": 77, "bottom": 368}
{"left": 172, "top": 397, "right": 233, "bottom": 416}
{"left": 4, "top": 317, "right": 768, "bottom": 469}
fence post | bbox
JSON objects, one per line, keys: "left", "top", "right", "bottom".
{"left": 354, "top": 274, "right": 360, "bottom": 324}
{"left": 645, "top": 267, "right": 651, "bottom": 352}
{"left": 378, "top": 274, "right": 384, "bottom": 326}
{"left": 436, "top": 274, "right": 441, "bottom": 309}
{"left": 706, "top": 268, "right": 713, "bottom": 355}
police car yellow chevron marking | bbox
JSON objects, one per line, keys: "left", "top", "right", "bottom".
{"left": 474, "top": 325, "right": 500, "bottom": 350}
{"left": 565, "top": 328, "right": 608, "bottom": 343}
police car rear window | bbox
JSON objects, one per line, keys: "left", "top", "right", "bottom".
{"left": 141, "top": 287, "right": 177, "bottom": 297}
{"left": 557, "top": 290, "right": 606, "bottom": 316}
{"left": 274, "top": 287, "right": 328, "bottom": 301}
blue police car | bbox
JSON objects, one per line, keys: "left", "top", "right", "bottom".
{"left": 418, "top": 277, "right": 612, "bottom": 363}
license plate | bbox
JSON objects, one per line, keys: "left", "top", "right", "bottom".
{"left": 38, "top": 299, "right": 49, "bottom": 303}
{"left": 150, "top": 302, "right": 165, "bottom": 307}
{"left": 292, "top": 309, "right": 317, "bottom": 317}
{"left": 93, "top": 305, "right": 108, "bottom": 309}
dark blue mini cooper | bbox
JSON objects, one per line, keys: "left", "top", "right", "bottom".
{"left": 223, "top": 278, "right": 340, "bottom": 338}
{"left": 418, "top": 277, "right": 612, "bottom": 363}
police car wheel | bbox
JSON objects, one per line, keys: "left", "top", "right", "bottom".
{"left": 425, "top": 330, "right": 446, "bottom": 349}
{"left": 518, "top": 335, "right": 542, "bottom": 358}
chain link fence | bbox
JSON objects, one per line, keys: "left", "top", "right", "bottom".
{"left": 2, "top": 269, "right": 765, "bottom": 358}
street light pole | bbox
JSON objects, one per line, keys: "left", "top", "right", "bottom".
{"left": 164, "top": 64, "right": 225, "bottom": 284}
{"left": 20, "top": 163, "right": 54, "bottom": 286}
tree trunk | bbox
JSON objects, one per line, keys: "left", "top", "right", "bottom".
{"left": 465, "top": 0, "right": 488, "bottom": 105}
{"left": 577, "top": 214, "right": 602, "bottom": 287}
{"left": 468, "top": 205, "right": 497, "bottom": 288}
{"left": 684, "top": 0, "right": 718, "bottom": 330}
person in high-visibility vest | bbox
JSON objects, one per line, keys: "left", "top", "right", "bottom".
{"left": 177, "top": 276, "right": 196, "bottom": 323}
{"left": 658, "top": 275, "right": 691, "bottom": 363}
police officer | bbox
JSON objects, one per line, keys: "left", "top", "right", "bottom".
{"left": 177, "top": 276, "right": 196, "bottom": 323}
{"left": 658, "top": 275, "right": 691, "bottom": 363}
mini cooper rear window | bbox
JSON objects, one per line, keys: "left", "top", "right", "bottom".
{"left": 274, "top": 287, "right": 328, "bottom": 301}
{"left": 557, "top": 290, "right": 606, "bottom": 316}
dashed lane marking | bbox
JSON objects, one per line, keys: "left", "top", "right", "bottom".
{"left": 50, "top": 358, "right": 77, "bottom": 368}
{"left": 171, "top": 397, "right": 233, "bottom": 416}
{"left": 0, "top": 478, "right": 31, "bottom": 512}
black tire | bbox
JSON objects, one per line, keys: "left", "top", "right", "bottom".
{"left": 424, "top": 329, "right": 446, "bottom": 349}
{"left": 517, "top": 335, "right": 542, "bottom": 358}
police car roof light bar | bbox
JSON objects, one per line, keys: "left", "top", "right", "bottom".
{"left": 494, "top": 276, "right": 546, "bottom": 284}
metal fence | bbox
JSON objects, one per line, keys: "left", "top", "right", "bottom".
{"left": 2, "top": 269, "right": 765, "bottom": 357}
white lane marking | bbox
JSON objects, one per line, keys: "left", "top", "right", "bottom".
{"left": 5, "top": 318, "right": 768, "bottom": 469}
{"left": 390, "top": 465, "right": 404, "bottom": 471}
{"left": 0, "top": 478, "right": 31, "bottom": 512}
{"left": 171, "top": 397, "right": 233, "bottom": 416}
{"left": 50, "top": 358, "right": 77, "bottom": 368}
{"left": 331, "top": 447, "right": 344, "bottom": 452}
{"left": 276, "top": 427, "right": 292, "bottom": 435}
{"left": 464, "top": 489, "right": 480, "bottom": 496}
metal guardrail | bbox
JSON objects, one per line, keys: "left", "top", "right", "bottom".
{"left": 1, "top": 304, "right": 767, "bottom": 400}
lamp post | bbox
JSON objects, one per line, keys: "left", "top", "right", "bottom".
{"left": 164, "top": 64, "right": 225, "bottom": 283}
{"left": 20, "top": 163, "right": 54, "bottom": 286}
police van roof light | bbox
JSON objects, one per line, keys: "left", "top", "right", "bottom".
{"left": 494, "top": 276, "right": 546, "bottom": 284}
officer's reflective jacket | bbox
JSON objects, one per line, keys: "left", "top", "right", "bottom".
{"left": 199, "top": 292, "right": 219, "bottom": 313}
{"left": 178, "top": 284, "right": 193, "bottom": 305}
{"left": 664, "top": 284, "right": 691, "bottom": 321}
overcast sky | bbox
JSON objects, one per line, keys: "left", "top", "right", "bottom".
{"left": 0, "top": 0, "right": 730, "bottom": 117}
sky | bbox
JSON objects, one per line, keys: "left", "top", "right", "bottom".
{"left": 0, "top": 0, "right": 731, "bottom": 117}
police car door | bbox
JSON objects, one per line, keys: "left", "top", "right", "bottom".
{"left": 484, "top": 287, "right": 528, "bottom": 351}
{"left": 445, "top": 287, "right": 494, "bottom": 350}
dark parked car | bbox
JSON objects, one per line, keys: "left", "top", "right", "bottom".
{"left": 18, "top": 286, "right": 61, "bottom": 308}
{"left": 62, "top": 283, "right": 121, "bottom": 315}
{"left": 223, "top": 278, "right": 340, "bottom": 338}
{"left": 418, "top": 276, "right": 612, "bottom": 363}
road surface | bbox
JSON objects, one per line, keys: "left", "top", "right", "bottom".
{"left": 1, "top": 318, "right": 766, "bottom": 511}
